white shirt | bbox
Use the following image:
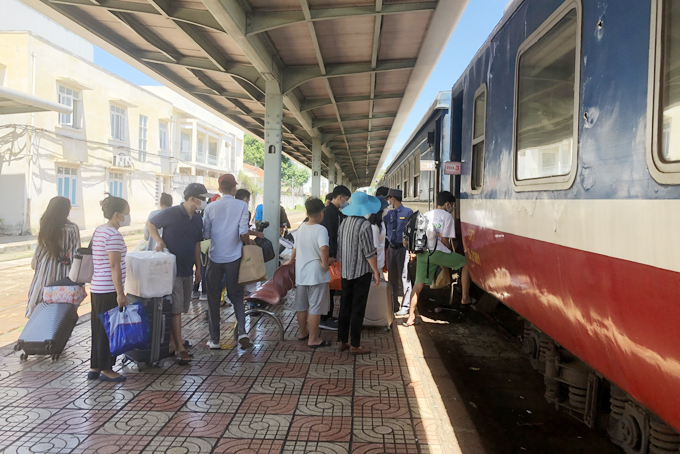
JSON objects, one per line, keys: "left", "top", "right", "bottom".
{"left": 91, "top": 226, "right": 127, "bottom": 294}
{"left": 372, "top": 222, "right": 386, "bottom": 270}
{"left": 425, "top": 209, "right": 456, "bottom": 253}
{"left": 143, "top": 208, "right": 164, "bottom": 251}
{"left": 294, "top": 222, "right": 331, "bottom": 286}
{"left": 203, "top": 195, "right": 249, "bottom": 264}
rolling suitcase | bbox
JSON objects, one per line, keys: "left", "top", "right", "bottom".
{"left": 363, "top": 280, "right": 394, "bottom": 330}
{"left": 15, "top": 302, "right": 79, "bottom": 360}
{"left": 122, "top": 295, "right": 172, "bottom": 369}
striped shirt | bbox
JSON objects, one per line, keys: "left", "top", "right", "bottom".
{"left": 337, "top": 216, "right": 377, "bottom": 280}
{"left": 90, "top": 226, "right": 127, "bottom": 294}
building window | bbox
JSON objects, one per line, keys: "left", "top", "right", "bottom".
{"left": 58, "top": 86, "right": 81, "bottom": 128}
{"left": 515, "top": 8, "right": 578, "bottom": 182}
{"left": 197, "top": 138, "right": 205, "bottom": 163}
{"left": 57, "top": 166, "right": 77, "bottom": 205}
{"left": 403, "top": 180, "right": 409, "bottom": 199}
{"left": 159, "top": 121, "right": 168, "bottom": 152}
{"left": 180, "top": 132, "right": 191, "bottom": 162}
{"left": 110, "top": 104, "right": 126, "bottom": 141}
{"left": 138, "top": 115, "right": 148, "bottom": 162}
{"left": 660, "top": 1, "right": 680, "bottom": 163}
{"left": 196, "top": 169, "right": 206, "bottom": 177}
{"left": 109, "top": 171, "right": 124, "bottom": 198}
{"left": 208, "top": 142, "right": 218, "bottom": 166}
{"left": 414, "top": 175, "right": 419, "bottom": 198}
{"left": 471, "top": 87, "right": 486, "bottom": 191}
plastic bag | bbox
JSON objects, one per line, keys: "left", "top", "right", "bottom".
{"left": 98, "top": 302, "right": 149, "bottom": 356}
{"left": 329, "top": 262, "right": 342, "bottom": 291}
{"left": 254, "top": 237, "right": 276, "bottom": 262}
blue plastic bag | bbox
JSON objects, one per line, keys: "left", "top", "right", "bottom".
{"left": 98, "top": 301, "right": 149, "bottom": 356}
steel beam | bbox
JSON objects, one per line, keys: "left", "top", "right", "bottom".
{"left": 263, "top": 81, "right": 283, "bottom": 278}
{"left": 312, "top": 113, "right": 395, "bottom": 129}
{"left": 311, "top": 138, "right": 322, "bottom": 197}
{"left": 299, "top": 93, "right": 404, "bottom": 112}
{"left": 322, "top": 128, "right": 391, "bottom": 146}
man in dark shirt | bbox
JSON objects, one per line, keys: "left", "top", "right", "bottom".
{"left": 319, "top": 185, "right": 351, "bottom": 330}
{"left": 384, "top": 188, "right": 414, "bottom": 315}
{"left": 147, "top": 183, "right": 208, "bottom": 364}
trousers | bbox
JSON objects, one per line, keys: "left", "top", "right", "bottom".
{"left": 91, "top": 292, "right": 118, "bottom": 370}
{"left": 206, "top": 258, "right": 244, "bottom": 344}
{"left": 338, "top": 272, "right": 372, "bottom": 348}
{"left": 386, "top": 246, "right": 412, "bottom": 311}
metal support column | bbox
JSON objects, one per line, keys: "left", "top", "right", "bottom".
{"left": 263, "top": 80, "right": 283, "bottom": 278}
{"left": 311, "top": 138, "right": 321, "bottom": 198}
{"left": 337, "top": 168, "right": 343, "bottom": 186}
{"left": 328, "top": 154, "right": 335, "bottom": 192}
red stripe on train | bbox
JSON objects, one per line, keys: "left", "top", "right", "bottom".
{"left": 461, "top": 222, "right": 680, "bottom": 431}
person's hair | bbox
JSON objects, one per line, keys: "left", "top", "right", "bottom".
{"left": 160, "top": 193, "right": 172, "bottom": 207}
{"left": 375, "top": 186, "right": 389, "bottom": 197}
{"left": 305, "top": 197, "right": 325, "bottom": 217}
{"left": 325, "top": 193, "right": 333, "bottom": 202}
{"left": 100, "top": 193, "right": 129, "bottom": 220}
{"left": 368, "top": 210, "right": 383, "bottom": 226}
{"left": 38, "top": 196, "right": 71, "bottom": 259}
{"left": 392, "top": 195, "right": 402, "bottom": 203}
{"left": 332, "top": 185, "right": 351, "bottom": 199}
{"left": 220, "top": 179, "right": 236, "bottom": 193}
{"left": 436, "top": 191, "right": 456, "bottom": 207}
{"left": 235, "top": 189, "right": 251, "bottom": 201}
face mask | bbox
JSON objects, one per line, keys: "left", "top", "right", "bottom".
{"left": 340, "top": 200, "right": 349, "bottom": 209}
{"left": 119, "top": 214, "right": 131, "bottom": 227}
{"left": 195, "top": 199, "right": 207, "bottom": 210}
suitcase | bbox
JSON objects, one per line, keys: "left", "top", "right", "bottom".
{"left": 15, "top": 302, "right": 79, "bottom": 360}
{"left": 363, "top": 280, "right": 394, "bottom": 330}
{"left": 122, "top": 295, "right": 172, "bottom": 370}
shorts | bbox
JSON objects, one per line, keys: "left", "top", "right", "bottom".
{"left": 172, "top": 276, "right": 193, "bottom": 314}
{"left": 294, "top": 283, "right": 330, "bottom": 316}
{"left": 415, "top": 250, "right": 466, "bottom": 286}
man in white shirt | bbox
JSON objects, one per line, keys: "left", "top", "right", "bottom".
{"left": 405, "top": 191, "right": 471, "bottom": 326}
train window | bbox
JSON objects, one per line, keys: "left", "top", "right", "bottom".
{"left": 471, "top": 86, "right": 486, "bottom": 192}
{"left": 514, "top": 3, "right": 581, "bottom": 190}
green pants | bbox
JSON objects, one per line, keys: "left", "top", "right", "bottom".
{"left": 415, "top": 250, "right": 466, "bottom": 286}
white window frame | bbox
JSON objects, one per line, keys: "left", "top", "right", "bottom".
{"left": 110, "top": 104, "right": 126, "bottom": 141}
{"left": 512, "top": 0, "right": 582, "bottom": 192}
{"left": 648, "top": 0, "right": 680, "bottom": 183}
{"left": 57, "top": 166, "right": 78, "bottom": 206}
{"left": 57, "top": 85, "right": 81, "bottom": 129}
{"left": 159, "top": 121, "right": 168, "bottom": 152}
{"left": 109, "top": 171, "right": 125, "bottom": 198}
{"left": 138, "top": 115, "right": 148, "bottom": 162}
{"left": 471, "top": 84, "right": 487, "bottom": 194}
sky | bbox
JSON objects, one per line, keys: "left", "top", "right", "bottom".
{"left": 93, "top": 0, "right": 511, "bottom": 169}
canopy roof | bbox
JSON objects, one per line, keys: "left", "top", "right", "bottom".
{"left": 0, "top": 85, "right": 72, "bottom": 115}
{"left": 24, "top": 0, "right": 467, "bottom": 186}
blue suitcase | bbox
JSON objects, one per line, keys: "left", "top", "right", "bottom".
{"left": 15, "top": 302, "right": 79, "bottom": 361}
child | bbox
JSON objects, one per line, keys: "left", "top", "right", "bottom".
{"left": 285, "top": 198, "right": 331, "bottom": 348}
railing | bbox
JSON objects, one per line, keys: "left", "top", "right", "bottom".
{"left": 196, "top": 150, "right": 205, "bottom": 163}
{"left": 208, "top": 154, "right": 218, "bottom": 166}
{"left": 180, "top": 150, "right": 192, "bottom": 162}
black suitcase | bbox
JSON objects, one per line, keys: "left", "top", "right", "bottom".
{"left": 15, "top": 302, "right": 79, "bottom": 361}
{"left": 122, "top": 295, "right": 172, "bottom": 370}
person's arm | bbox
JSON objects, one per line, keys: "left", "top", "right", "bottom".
{"left": 203, "top": 206, "right": 212, "bottom": 240}
{"left": 108, "top": 251, "right": 127, "bottom": 308}
{"left": 194, "top": 242, "right": 202, "bottom": 284}
{"left": 335, "top": 221, "right": 343, "bottom": 264}
{"left": 283, "top": 248, "right": 296, "bottom": 266}
{"left": 147, "top": 222, "right": 166, "bottom": 252}
{"left": 361, "top": 225, "right": 380, "bottom": 286}
{"left": 320, "top": 245, "right": 330, "bottom": 272}
{"left": 239, "top": 204, "right": 254, "bottom": 245}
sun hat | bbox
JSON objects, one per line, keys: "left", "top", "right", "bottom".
{"left": 341, "top": 191, "right": 382, "bottom": 217}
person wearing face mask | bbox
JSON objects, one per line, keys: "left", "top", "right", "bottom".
{"left": 404, "top": 191, "right": 471, "bottom": 327}
{"left": 147, "top": 183, "right": 209, "bottom": 364}
{"left": 89, "top": 194, "right": 131, "bottom": 382}
{"left": 319, "top": 184, "right": 351, "bottom": 331}
{"left": 384, "top": 188, "right": 414, "bottom": 315}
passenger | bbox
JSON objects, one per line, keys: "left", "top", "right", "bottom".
{"left": 375, "top": 186, "right": 389, "bottom": 198}
{"left": 26, "top": 196, "right": 80, "bottom": 318}
{"left": 146, "top": 183, "right": 208, "bottom": 364}
{"left": 254, "top": 203, "right": 290, "bottom": 229}
{"left": 368, "top": 196, "right": 388, "bottom": 271}
{"left": 405, "top": 191, "right": 471, "bottom": 327}
{"left": 319, "top": 185, "right": 351, "bottom": 331}
{"left": 203, "top": 174, "right": 253, "bottom": 350}
{"left": 235, "top": 189, "right": 253, "bottom": 224}
{"left": 284, "top": 197, "right": 331, "bottom": 348}
{"left": 384, "top": 188, "right": 414, "bottom": 315}
{"left": 336, "top": 191, "right": 382, "bottom": 354}
{"left": 142, "top": 192, "right": 172, "bottom": 252}
{"left": 325, "top": 193, "right": 333, "bottom": 206}
{"left": 89, "top": 194, "right": 130, "bottom": 382}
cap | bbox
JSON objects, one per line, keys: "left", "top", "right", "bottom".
{"left": 387, "top": 188, "right": 402, "bottom": 198}
{"left": 184, "top": 183, "right": 212, "bottom": 200}
{"left": 218, "top": 173, "right": 237, "bottom": 189}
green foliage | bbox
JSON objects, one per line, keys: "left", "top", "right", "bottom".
{"left": 242, "top": 134, "right": 310, "bottom": 189}
{"left": 243, "top": 135, "right": 264, "bottom": 168}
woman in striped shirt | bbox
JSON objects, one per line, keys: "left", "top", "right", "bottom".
{"left": 89, "top": 194, "right": 130, "bottom": 383}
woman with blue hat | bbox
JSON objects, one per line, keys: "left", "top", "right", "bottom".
{"left": 336, "top": 192, "right": 383, "bottom": 354}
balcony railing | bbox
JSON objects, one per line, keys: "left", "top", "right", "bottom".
{"left": 196, "top": 150, "right": 205, "bottom": 163}
{"left": 208, "top": 154, "right": 218, "bottom": 166}
{"left": 180, "top": 150, "right": 192, "bottom": 162}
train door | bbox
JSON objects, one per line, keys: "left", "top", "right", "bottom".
{"left": 450, "top": 90, "right": 464, "bottom": 251}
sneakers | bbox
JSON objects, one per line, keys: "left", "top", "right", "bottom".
{"left": 207, "top": 341, "right": 221, "bottom": 350}
{"left": 191, "top": 291, "right": 200, "bottom": 299}
{"left": 199, "top": 293, "right": 208, "bottom": 301}
{"left": 238, "top": 334, "right": 253, "bottom": 349}
{"left": 395, "top": 308, "right": 410, "bottom": 316}
{"left": 319, "top": 318, "right": 339, "bottom": 331}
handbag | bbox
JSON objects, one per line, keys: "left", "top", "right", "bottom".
{"left": 254, "top": 236, "right": 276, "bottom": 263}
{"left": 98, "top": 302, "right": 149, "bottom": 356}
{"left": 43, "top": 277, "right": 87, "bottom": 305}
{"left": 238, "top": 245, "right": 267, "bottom": 285}
{"left": 69, "top": 238, "right": 93, "bottom": 284}
{"left": 329, "top": 262, "right": 342, "bottom": 291}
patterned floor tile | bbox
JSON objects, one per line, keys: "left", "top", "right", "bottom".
{"left": 38, "top": 409, "right": 116, "bottom": 434}
{"left": 405, "top": 381, "right": 426, "bottom": 398}
{"left": 71, "top": 435, "right": 153, "bottom": 454}
{"left": 301, "top": 379, "right": 353, "bottom": 396}
{"left": 307, "top": 364, "right": 354, "bottom": 380}
{"left": 226, "top": 343, "right": 276, "bottom": 363}
{"left": 27, "top": 357, "right": 87, "bottom": 373}
{"left": 197, "top": 375, "right": 254, "bottom": 393}
{"left": 353, "top": 397, "right": 411, "bottom": 418}
{"left": 141, "top": 436, "right": 216, "bottom": 453}
{"left": 310, "top": 351, "right": 355, "bottom": 366}
{"left": 287, "top": 416, "right": 352, "bottom": 442}
{"left": 213, "top": 438, "right": 284, "bottom": 454}
{"left": 0, "top": 407, "right": 56, "bottom": 432}
{"left": 147, "top": 374, "right": 205, "bottom": 392}
{"left": 251, "top": 377, "right": 304, "bottom": 394}
{"left": 96, "top": 410, "right": 173, "bottom": 436}
{"left": 413, "top": 418, "right": 440, "bottom": 444}
{"left": 355, "top": 365, "right": 402, "bottom": 381}
{"left": 406, "top": 397, "right": 434, "bottom": 419}
{"left": 0, "top": 387, "right": 33, "bottom": 406}
{"left": 159, "top": 412, "right": 233, "bottom": 438}
{"left": 69, "top": 389, "right": 138, "bottom": 410}
{"left": 43, "top": 373, "right": 103, "bottom": 390}
{"left": 3, "top": 433, "right": 87, "bottom": 453}
{"left": 164, "top": 360, "right": 220, "bottom": 375}
{"left": 260, "top": 362, "right": 309, "bottom": 378}
{"left": 182, "top": 392, "right": 243, "bottom": 413}
{"left": 0, "top": 371, "right": 63, "bottom": 388}
{"left": 213, "top": 361, "right": 264, "bottom": 377}
{"left": 354, "top": 354, "right": 400, "bottom": 368}
{"left": 97, "top": 373, "right": 159, "bottom": 391}
{"left": 354, "top": 380, "right": 407, "bottom": 398}
{"left": 237, "top": 394, "right": 299, "bottom": 414}
{"left": 296, "top": 395, "right": 352, "bottom": 417}
{"left": 123, "top": 391, "right": 192, "bottom": 412}
{"left": 351, "top": 443, "right": 419, "bottom": 454}
{"left": 12, "top": 388, "right": 85, "bottom": 409}
{"left": 267, "top": 350, "right": 313, "bottom": 364}
{"left": 352, "top": 418, "right": 416, "bottom": 445}
{"left": 223, "top": 414, "right": 292, "bottom": 439}
{"left": 0, "top": 431, "right": 24, "bottom": 449}
{"left": 282, "top": 441, "right": 349, "bottom": 454}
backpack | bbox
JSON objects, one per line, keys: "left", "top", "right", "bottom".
{"left": 404, "top": 211, "right": 430, "bottom": 253}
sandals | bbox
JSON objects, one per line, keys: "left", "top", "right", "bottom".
{"left": 309, "top": 339, "right": 329, "bottom": 349}
{"left": 176, "top": 350, "right": 193, "bottom": 365}
{"left": 298, "top": 334, "right": 310, "bottom": 341}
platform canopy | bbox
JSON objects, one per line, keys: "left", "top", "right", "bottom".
{"left": 24, "top": 0, "right": 467, "bottom": 186}
{"left": 0, "top": 85, "right": 73, "bottom": 115}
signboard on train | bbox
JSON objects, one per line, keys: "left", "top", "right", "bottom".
{"left": 420, "top": 160, "right": 435, "bottom": 171}
{"left": 444, "top": 161, "right": 462, "bottom": 175}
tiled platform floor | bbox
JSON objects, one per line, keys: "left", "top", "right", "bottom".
{"left": 0, "top": 293, "right": 482, "bottom": 454}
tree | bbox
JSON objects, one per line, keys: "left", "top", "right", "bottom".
{"left": 242, "top": 133, "right": 309, "bottom": 190}
{"left": 243, "top": 135, "right": 264, "bottom": 168}
{"left": 238, "top": 170, "right": 261, "bottom": 210}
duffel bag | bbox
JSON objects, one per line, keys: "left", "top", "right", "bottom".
{"left": 43, "top": 277, "right": 87, "bottom": 305}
